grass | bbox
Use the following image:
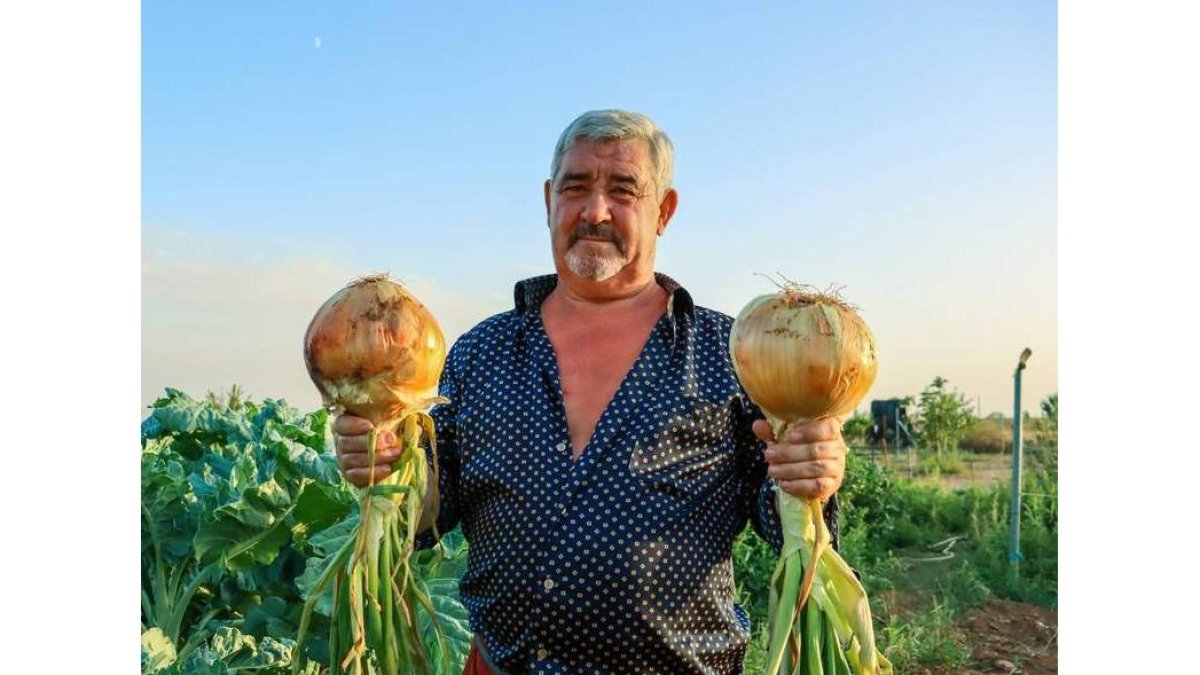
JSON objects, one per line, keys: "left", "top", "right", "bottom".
{"left": 917, "top": 451, "right": 968, "bottom": 476}
{"left": 879, "top": 600, "right": 972, "bottom": 671}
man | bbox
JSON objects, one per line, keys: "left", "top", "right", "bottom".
{"left": 334, "top": 110, "right": 848, "bottom": 674}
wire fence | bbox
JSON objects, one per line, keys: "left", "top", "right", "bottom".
{"left": 851, "top": 441, "right": 1058, "bottom": 489}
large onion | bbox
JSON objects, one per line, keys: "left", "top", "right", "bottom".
{"left": 729, "top": 286, "right": 877, "bottom": 426}
{"left": 303, "top": 273, "right": 447, "bottom": 423}
{"left": 729, "top": 282, "right": 890, "bottom": 675}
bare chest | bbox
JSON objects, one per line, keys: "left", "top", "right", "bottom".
{"left": 543, "top": 312, "right": 662, "bottom": 458}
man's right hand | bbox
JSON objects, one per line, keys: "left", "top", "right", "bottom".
{"left": 333, "top": 414, "right": 406, "bottom": 488}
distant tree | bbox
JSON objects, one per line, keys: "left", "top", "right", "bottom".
{"left": 1041, "top": 393, "right": 1058, "bottom": 426}
{"left": 915, "top": 376, "right": 974, "bottom": 457}
{"left": 1039, "top": 392, "right": 1058, "bottom": 446}
{"left": 841, "top": 411, "right": 872, "bottom": 446}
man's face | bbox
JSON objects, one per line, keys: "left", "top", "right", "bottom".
{"left": 544, "top": 138, "right": 677, "bottom": 284}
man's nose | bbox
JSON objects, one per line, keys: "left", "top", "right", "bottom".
{"left": 580, "top": 189, "right": 612, "bottom": 224}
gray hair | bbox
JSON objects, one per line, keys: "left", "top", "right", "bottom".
{"left": 549, "top": 109, "right": 675, "bottom": 197}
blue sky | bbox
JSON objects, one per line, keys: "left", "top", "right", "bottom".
{"left": 142, "top": 1, "right": 1057, "bottom": 416}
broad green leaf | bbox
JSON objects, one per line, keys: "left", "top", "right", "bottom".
{"left": 294, "top": 518, "right": 357, "bottom": 618}
{"left": 194, "top": 500, "right": 293, "bottom": 570}
{"left": 291, "top": 481, "right": 355, "bottom": 542}
{"left": 417, "top": 562, "right": 472, "bottom": 673}
{"left": 229, "top": 451, "right": 259, "bottom": 494}
{"left": 244, "top": 595, "right": 297, "bottom": 639}
{"left": 303, "top": 512, "right": 359, "bottom": 558}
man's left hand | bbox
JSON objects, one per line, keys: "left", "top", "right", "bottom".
{"left": 752, "top": 417, "right": 847, "bottom": 501}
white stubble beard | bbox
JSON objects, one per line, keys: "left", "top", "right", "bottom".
{"left": 565, "top": 241, "right": 626, "bottom": 281}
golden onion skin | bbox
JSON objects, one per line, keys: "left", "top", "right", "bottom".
{"left": 303, "top": 274, "right": 447, "bottom": 423}
{"left": 729, "top": 291, "right": 877, "bottom": 424}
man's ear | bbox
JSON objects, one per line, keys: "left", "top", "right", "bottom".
{"left": 656, "top": 188, "right": 679, "bottom": 235}
{"left": 544, "top": 179, "right": 552, "bottom": 224}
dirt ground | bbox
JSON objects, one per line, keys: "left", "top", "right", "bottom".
{"left": 922, "top": 599, "right": 1058, "bottom": 675}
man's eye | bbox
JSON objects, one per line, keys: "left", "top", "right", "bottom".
{"left": 611, "top": 188, "right": 639, "bottom": 203}
{"left": 560, "top": 185, "right": 587, "bottom": 195}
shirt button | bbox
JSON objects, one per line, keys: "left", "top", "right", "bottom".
{"left": 554, "top": 502, "right": 564, "bottom": 511}
{"left": 555, "top": 442, "right": 566, "bottom": 452}
{"left": 537, "top": 648, "right": 548, "bottom": 660}
{"left": 543, "top": 578, "right": 555, "bottom": 591}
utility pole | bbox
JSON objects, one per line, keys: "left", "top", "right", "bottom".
{"left": 1010, "top": 347, "right": 1032, "bottom": 585}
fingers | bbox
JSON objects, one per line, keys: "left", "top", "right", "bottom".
{"left": 332, "top": 414, "right": 408, "bottom": 487}
{"left": 764, "top": 439, "right": 845, "bottom": 464}
{"left": 337, "top": 441, "right": 407, "bottom": 487}
{"left": 777, "top": 476, "right": 839, "bottom": 501}
{"left": 751, "top": 419, "right": 775, "bottom": 443}
{"left": 751, "top": 416, "right": 843, "bottom": 445}
{"left": 335, "top": 429, "right": 397, "bottom": 458}
{"left": 338, "top": 446, "right": 405, "bottom": 469}
{"left": 342, "top": 465, "right": 396, "bottom": 488}
{"left": 761, "top": 418, "right": 847, "bottom": 502}
{"left": 333, "top": 414, "right": 375, "bottom": 437}
{"left": 781, "top": 416, "right": 843, "bottom": 444}
{"left": 767, "top": 458, "right": 840, "bottom": 482}
{"left": 334, "top": 417, "right": 402, "bottom": 456}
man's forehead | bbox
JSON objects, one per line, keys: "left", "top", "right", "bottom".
{"left": 561, "top": 137, "right": 652, "bottom": 173}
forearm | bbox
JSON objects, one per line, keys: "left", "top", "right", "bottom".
{"left": 413, "top": 442, "right": 461, "bottom": 550}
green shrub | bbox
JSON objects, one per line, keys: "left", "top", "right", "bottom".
{"left": 938, "top": 561, "right": 992, "bottom": 610}
{"left": 883, "top": 481, "right": 947, "bottom": 549}
{"left": 838, "top": 451, "right": 900, "bottom": 566}
{"left": 930, "top": 485, "right": 1002, "bottom": 537}
{"left": 968, "top": 468, "right": 1058, "bottom": 609}
{"left": 841, "top": 411, "right": 873, "bottom": 446}
{"left": 970, "top": 523, "right": 1057, "bottom": 608}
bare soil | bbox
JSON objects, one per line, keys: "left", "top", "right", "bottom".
{"left": 922, "top": 599, "right": 1058, "bottom": 675}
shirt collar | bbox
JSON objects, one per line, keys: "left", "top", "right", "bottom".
{"left": 513, "top": 272, "right": 695, "bottom": 320}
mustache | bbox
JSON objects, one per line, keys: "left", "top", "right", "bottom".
{"left": 569, "top": 223, "right": 622, "bottom": 250}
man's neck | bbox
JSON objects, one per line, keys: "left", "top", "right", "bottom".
{"left": 546, "top": 273, "right": 666, "bottom": 316}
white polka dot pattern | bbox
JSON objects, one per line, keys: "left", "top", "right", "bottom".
{"left": 416, "top": 274, "right": 840, "bottom": 674}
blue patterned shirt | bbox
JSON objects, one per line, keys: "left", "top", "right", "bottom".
{"left": 421, "top": 273, "right": 839, "bottom": 674}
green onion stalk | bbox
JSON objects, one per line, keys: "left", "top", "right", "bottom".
{"left": 294, "top": 410, "right": 451, "bottom": 675}
{"left": 762, "top": 424, "right": 892, "bottom": 675}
